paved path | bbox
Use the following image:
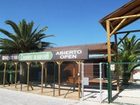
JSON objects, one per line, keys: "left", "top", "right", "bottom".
{"left": 0, "top": 82, "right": 140, "bottom": 105}
{"left": 113, "top": 81, "right": 140, "bottom": 105}
{"left": 0, "top": 88, "right": 106, "bottom": 105}
{"left": 0, "top": 88, "right": 114, "bottom": 105}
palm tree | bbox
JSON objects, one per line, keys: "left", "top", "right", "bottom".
{"left": 0, "top": 19, "right": 54, "bottom": 54}
{"left": 118, "top": 35, "right": 140, "bottom": 84}
{"left": 0, "top": 19, "right": 54, "bottom": 83}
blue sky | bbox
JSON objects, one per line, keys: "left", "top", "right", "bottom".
{"left": 0, "top": 0, "right": 139, "bottom": 47}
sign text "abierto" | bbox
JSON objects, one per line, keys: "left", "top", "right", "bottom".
{"left": 55, "top": 50, "right": 82, "bottom": 59}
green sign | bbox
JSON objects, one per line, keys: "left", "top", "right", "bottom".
{"left": 19, "top": 52, "right": 53, "bottom": 61}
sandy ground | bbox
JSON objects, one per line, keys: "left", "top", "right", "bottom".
{"left": 0, "top": 84, "right": 79, "bottom": 100}
{"left": 0, "top": 83, "right": 113, "bottom": 102}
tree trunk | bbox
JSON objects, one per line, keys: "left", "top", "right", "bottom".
{"left": 122, "top": 72, "right": 131, "bottom": 85}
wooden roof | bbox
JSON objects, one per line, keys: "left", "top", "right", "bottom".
{"left": 100, "top": 0, "right": 140, "bottom": 31}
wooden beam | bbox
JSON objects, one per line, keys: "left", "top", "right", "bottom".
{"left": 110, "top": 18, "right": 126, "bottom": 36}
{"left": 26, "top": 62, "right": 30, "bottom": 91}
{"left": 106, "top": 20, "right": 111, "bottom": 62}
{"left": 76, "top": 61, "right": 82, "bottom": 98}
{"left": 20, "top": 62, "right": 23, "bottom": 91}
{"left": 56, "top": 61, "right": 62, "bottom": 96}
{"left": 45, "top": 63, "right": 47, "bottom": 87}
{"left": 40, "top": 62, "right": 45, "bottom": 93}
{"left": 108, "top": 14, "right": 140, "bottom": 21}
{"left": 73, "top": 67, "right": 76, "bottom": 92}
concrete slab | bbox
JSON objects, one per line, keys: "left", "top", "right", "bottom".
{"left": 113, "top": 82, "right": 140, "bottom": 105}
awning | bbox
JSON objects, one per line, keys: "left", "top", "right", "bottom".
{"left": 100, "top": 0, "right": 140, "bottom": 32}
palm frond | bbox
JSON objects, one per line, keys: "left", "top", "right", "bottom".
{"left": 0, "top": 19, "right": 54, "bottom": 54}
{"left": 5, "top": 20, "right": 21, "bottom": 37}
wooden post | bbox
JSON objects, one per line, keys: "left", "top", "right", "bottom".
{"left": 3, "top": 62, "right": 7, "bottom": 87}
{"left": 106, "top": 20, "right": 113, "bottom": 103}
{"left": 109, "top": 18, "right": 126, "bottom": 92}
{"left": 56, "top": 61, "right": 62, "bottom": 96}
{"left": 20, "top": 62, "right": 23, "bottom": 91}
{"left": 40, "top": 62, "right": 45, "bottom": 93}
{"left": 14, "top": 62, "right": 18, "bottom": 88}
{"left": 76, "top": 61, "right": 82, "bottom": 98}
{"left": 26, "top": 62, "right": 30, "bottom": 91}
{"left": 73, "top": 67, "right": 76, "bottom": 91}
{"left": 45, "top": 63, "right": 47, "bottom": 87}
{"left": 106, "top": 20, "right": 111, "bottom": 63}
